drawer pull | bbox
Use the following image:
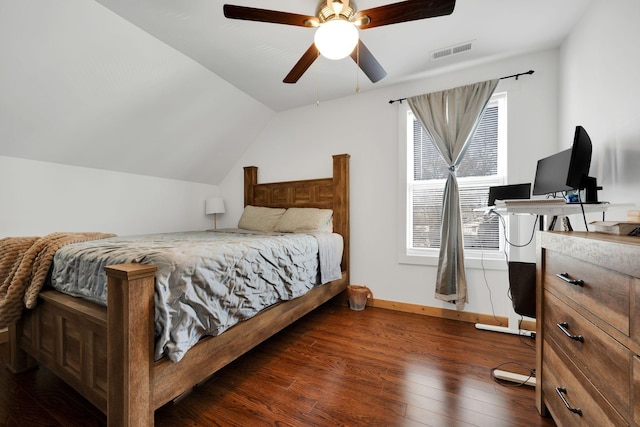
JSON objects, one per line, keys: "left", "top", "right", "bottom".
{"left": 555, "top": 387, "right": 583, "bottom": 416}
{"left": 556, "top": 272, "right": 584, "bottom": 286}
{"left": 557, "top": 322, "right": 584, "bottom": 342}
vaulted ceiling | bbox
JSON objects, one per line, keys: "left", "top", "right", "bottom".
{"left": 0, "top": 0, "right": 592, "bottom": 184}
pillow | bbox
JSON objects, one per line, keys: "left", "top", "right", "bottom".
{"left": 274, "top": 208, "right": 333, "bottom": 233}
{"left": 237, "top": 205, "right": 286, "bottom": 232}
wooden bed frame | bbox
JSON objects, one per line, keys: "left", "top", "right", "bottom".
{"left": 7, "top": 154, "right": 350, "bottom": 426}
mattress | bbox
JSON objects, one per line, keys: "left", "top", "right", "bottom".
{"left": 50, "top": 230, "right": 343, "bottom": 362}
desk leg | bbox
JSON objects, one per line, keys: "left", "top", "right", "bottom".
{"left": 562, "top": 217, "right": 573, "bottom": 231}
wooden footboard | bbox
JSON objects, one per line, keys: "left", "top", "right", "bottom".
{"left": 8, "top": 263, "right": 157, "bottom": 421}
{"left": 7, "top": 154, "right": 350, "bottom": 426}
{"left": 9, "top": 266, "right": 347, "bottom": 426}
{"left": 8, "top": 288, "right": 109, "bottom": 411}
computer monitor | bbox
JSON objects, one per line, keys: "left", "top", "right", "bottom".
{"left": 566, "top": 125, "right": 593, "bottom": 189}
{"left": 532, "top": 148, "right": 573, "bottom": 196}
{"left": 567, "top": 125, "right": 601, "bottom": 202}
{"left": 488, "top": 183, "right": 531, "bottom": 206}
{"left": 532, "top": 126, "right": 601, "bottom": 202}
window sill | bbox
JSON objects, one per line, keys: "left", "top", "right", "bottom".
{"left": 398, "top": 253, "right": 508, "bottom": 270}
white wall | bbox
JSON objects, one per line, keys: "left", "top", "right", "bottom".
{"left": 0, "top": 156, "right": 218, "bottom": 238}
{"left": 0, "top": 0, "right": 274, "bottom": 185}
{"left": 219, "top": 49, "right": 560, "bottom": 320}
{"left": 559, "top": 0, "right": 640, "bottom": 220}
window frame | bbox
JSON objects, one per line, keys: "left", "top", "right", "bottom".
{"left": 397, "top": 92, "right": 509, "bottom": 269}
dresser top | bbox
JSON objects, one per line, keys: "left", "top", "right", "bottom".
{"left": 540, "top": 231, "right": 640, "bottom": 278}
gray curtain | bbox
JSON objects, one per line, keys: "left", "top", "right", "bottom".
{"left": 408, "top": 79, "right": 498, "bottom": 309}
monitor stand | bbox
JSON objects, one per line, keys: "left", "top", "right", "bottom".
{"left": 583, "top": 176, "right": 603, "bottom": 203}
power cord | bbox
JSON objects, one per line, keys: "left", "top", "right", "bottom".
{"left": 574, "top": 191, "right": 589, "bottom": 231}
{"left": 480, "top": 210, "right": 538, "bottom": 387}
{"left": 479, "top": 237, "right": 505, "bottom": 327}
{"left": 476, "top": 210, "right": 540, "bottom": 327}
{"left": 487, "top": 210, "right": 538, "bottom": 264}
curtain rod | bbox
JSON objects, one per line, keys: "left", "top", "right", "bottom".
{"left": 388, "top": 69, "right": 535, "bottom": 104}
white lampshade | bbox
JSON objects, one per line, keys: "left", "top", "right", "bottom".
{"left": 205, "top": 198, "right": 225, "bottom": 214}
{"left": 314, "top": 19, "right": 359, "bottom": 60}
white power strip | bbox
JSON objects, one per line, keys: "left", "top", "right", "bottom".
{"left": 493, "top": 369, "right": 536, "bottom": 387}
{"left": 475, "top": 323, "right": 534, "bottom": 337}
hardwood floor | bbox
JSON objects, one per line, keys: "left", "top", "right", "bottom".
{"left": 1, "top": 304, "right": 555, "bottom": 426}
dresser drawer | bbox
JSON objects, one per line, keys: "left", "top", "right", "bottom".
{"left": 544, "top": 291, "right": 631, "bottom": 416}
{"left": 542, "top": 340, "right": 627, "bottom": 427}
{"left": 544, "top": 249, "right": 631, "bottom": 336}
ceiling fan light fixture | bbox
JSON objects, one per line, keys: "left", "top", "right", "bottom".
{"left": 331, "top": 0, "right": 344, "bottom": 15}
{"left": 314, "top": 19, "right": 359, "bottom": 60}
{"left": 224, "top": 0, "right": 456, "bottom": 83}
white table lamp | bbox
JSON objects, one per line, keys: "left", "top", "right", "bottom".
{"left": 205, "top": 197, "right": 225, "bottom": 229}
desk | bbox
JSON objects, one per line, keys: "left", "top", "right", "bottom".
{"left": 488, "top": 202, "right": 617, "bottom": 230}
{"left": 476, "top": 199, "right": 633, "bottom": 350}
{"left": 491, "top": 202, "right": 611, "bottom": 216}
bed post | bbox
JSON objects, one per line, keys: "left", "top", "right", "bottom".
{"left": 6, "top": 323, "right": 37, "bottom": 373}
{"left": 105, "top": 263, "right": 157, "bottom": 427}
{"left": 332, "top": 154, "right": 350, "bottom": 282}
{"left": 244, "top": 166, "right": 258, "bottom": 207}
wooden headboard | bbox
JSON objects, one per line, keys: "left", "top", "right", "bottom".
{"left": 243, "top": 154, "right": 350, "bottom": 278}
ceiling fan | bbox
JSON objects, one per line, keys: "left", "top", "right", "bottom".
{"left": 223, "top": 0, "right": 456, "bottom": 84}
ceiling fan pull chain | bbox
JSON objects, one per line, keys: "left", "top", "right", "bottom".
{"left": 316, "top": 52, "right": 321, "bottom": 106}
{"left": 355, "top": 43, "right": 361, "bottom": 93}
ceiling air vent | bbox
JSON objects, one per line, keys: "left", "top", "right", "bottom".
{"left": 431, "top": 41, "right": 473, "bottom": 61}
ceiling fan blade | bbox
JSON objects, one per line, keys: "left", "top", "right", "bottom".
{"left": 350, "top": 41, "right": 387, "bottom": 83}
{"left": 355, "top": 0, "right": 456, "bottom": 30}
{"left": 223, "top": 4, "right": 317, "bottom": 27}
{"left": 283, "top": 44, "right": 320, "bottom": 83}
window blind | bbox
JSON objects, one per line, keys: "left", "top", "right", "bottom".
{"left": 410, "top": 103, "right": 502, "bottom": 251}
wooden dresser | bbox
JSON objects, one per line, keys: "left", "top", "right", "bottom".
{"left": 536, "top": 231, "right": 640, "bottom": 426}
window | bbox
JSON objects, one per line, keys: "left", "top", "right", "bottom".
{"left": 403, "top": 93, "right": 507, "bottom": 260}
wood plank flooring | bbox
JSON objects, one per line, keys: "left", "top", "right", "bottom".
{"left": 0, "top": 304, "right": 555, "bottom": 426}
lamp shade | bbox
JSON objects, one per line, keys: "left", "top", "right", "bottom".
{"left": 314, "top": 19, "right": 359, "bottom": 60}
{"left": 205, "top": 198, "right": 225, "bottom": 214}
